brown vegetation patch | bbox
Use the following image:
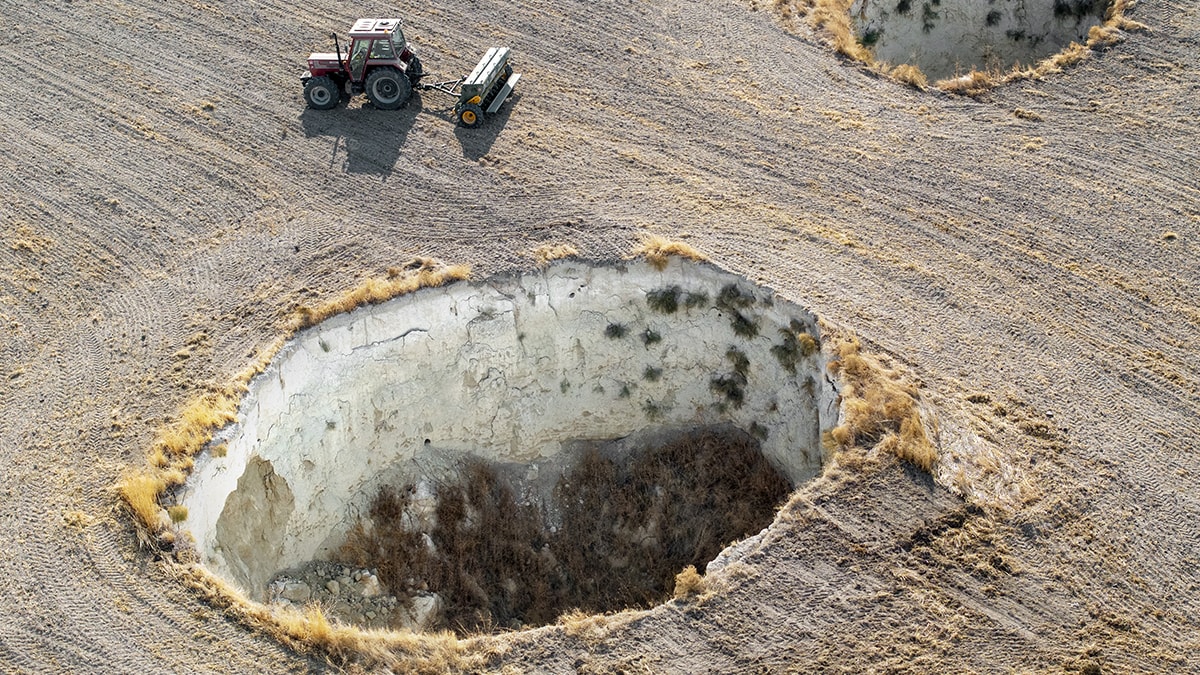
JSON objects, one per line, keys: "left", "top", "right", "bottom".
{"left": 336, "top": 428, "right": 790, "bottom": 634}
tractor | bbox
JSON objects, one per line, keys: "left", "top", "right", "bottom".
{"left": 302, "top": 18, "right": 521, "bottom": 127}
{"left": 301, "top": 18, "right": 423, "bottom": 110}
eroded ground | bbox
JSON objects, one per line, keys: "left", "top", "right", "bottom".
{"left": 0, "top": 0, "right": 1198, "bottom": 672}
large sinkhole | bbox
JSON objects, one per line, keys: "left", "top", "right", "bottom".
{"left": 178, "top": 259, "right": 839, "bottom": 633}
{"left": 852, "top": 0, "right": 1111, "bottom": 80}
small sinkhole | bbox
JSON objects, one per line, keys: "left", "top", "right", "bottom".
{"left": 852, "top": 0, "right": 1112, "bottom": 80}
{"left": 177, "top": 259, "right": 839, "bottom": 634}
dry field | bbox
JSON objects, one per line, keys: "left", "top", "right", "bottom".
{"left": 1, "top": 0, "right": 1198, "bottom": 672}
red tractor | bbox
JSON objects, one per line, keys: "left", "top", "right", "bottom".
{"left": 301, "top": 18, "right": 423, "bottom": 110}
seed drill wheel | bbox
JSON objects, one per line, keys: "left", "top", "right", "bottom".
{"left": 303, "top": 76, "right": 339, "bottom": 110}
{"left": 366, "top": 68, "right": 411, "bottom": 110}
{"left": 458, "top": 102, "right": 484, "bottom": 128}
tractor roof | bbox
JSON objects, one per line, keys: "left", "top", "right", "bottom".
{"left": 348, "top": 18, "right": 403, "bottom": 39}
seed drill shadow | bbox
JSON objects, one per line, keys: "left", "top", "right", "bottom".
{"left": 452, "top": 92, "right": 520, "bottom": 161}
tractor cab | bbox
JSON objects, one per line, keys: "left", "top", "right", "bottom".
{"left": 344, "top": 18, "right": 410, "bottom": 81}
{"left": 302, "top": 18, "right": 423, "bottom": 110}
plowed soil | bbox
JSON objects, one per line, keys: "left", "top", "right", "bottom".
{"left": 1, "top": 0, "right": 1197, "bottom": 673}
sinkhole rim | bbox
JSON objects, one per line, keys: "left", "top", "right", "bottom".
{"left": 170, "top": 257, "right": 844, "bottom": 633}
{"left": 808, "top": 0, "right": 1141, "bottom": 93}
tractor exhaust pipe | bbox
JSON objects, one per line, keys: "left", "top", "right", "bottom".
{"left": 331, "top": 32, "right": 342, "bottom": 66}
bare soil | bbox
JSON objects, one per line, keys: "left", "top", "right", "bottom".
{"left": 1, "top": 0, "right": 1197, "bottom": 672}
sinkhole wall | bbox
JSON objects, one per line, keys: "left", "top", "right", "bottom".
{"left": 178, "top": 259, "right": 841, "bottom": 599}
{"left": 852, "top": 0, "right": 1109, "bottom": 79}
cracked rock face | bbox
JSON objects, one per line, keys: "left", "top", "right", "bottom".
{"left": 178, "top": 259, "right": 840, "bottom": 602}
{"left": 851, "top": 0, "right": 1109, "bottom": 80}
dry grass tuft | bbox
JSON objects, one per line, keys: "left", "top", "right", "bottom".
{"left": 809, "top": 0, "right": 873, "bottom": 63}
{"left": 826, "top": 338, "right": 937, "bottom": 471}
{"left": 673, "top": 565, "right": 707, "bottom": 600}
{"left": 530, "top": 243, "right": 580, "bottom": 267}
{"left": 1043, "top": 42, "right": 1090, "bottom": 72}
{"left": 118, "top": 471, "right": 169, "bottom": 530}
{"left": 288, "top": 259, "right": 471, "bottom": 332}
{"left": 156, "top": 390, "right": 241, "bottom": 458}
{"left": 117, "top": 386, "right": 244, "bottom": 531}
{"left": 935, "top": 70, "right": 999, "bottom": 97}
{"left": 1087, "top": 24, "right": 1123, "bottom": 48}
{"left": 1108, "top": 0, "right": 1149, "bottom": 30}
{"left": 167, "top": 505, "right": 189, "bottom": 523}
{"left": 630, "top": 235, "right": 708, "bottom": 270}
{"left": 890, "top": 63, "right": 928, "bottom": 90}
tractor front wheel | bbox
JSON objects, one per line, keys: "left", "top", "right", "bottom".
{"left": 303, "top": 76, "right": 339, "bottom": 110}
{"left": 365, "top": 69, "right": 411, "bottom": 110}
{"left": 458, "top": 102, "right": 484, "bottom": 128}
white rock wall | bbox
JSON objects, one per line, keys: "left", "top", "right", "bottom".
{"left": 851, "top": 0, "right": 1105, "bottom": 79}
{"left": 178, "top": 259, "right": 841, "bottom": 599}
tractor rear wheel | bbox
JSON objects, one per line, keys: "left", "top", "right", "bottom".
{"left": 303, "top": 76, "right": 339, "bottom": 110}
{"left": 458, "top": 102, "right": 484, "bottom": 128}
{"left": 365, "top": 69, "right": 411, "bottom": 110}
{"left": 406, "top": 56, "right": 424, "bottom": 88}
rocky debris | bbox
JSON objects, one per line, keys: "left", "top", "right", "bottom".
{"left": 278, "top": 580, "right": 311, "bottom": 603}
{"left": 266, "top": 560, "right": 442, "bottom": 631}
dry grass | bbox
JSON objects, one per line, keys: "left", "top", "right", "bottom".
{"left": 288, "top": 258, "right": 471, "bottom": 331}
{"left": 1087, "top": 24, "right": 1123, "bottom": 49}
{"left": 558, "top": 608, "right": 640, "bottom": 645}
{"left": 117, "top": 471, "right": 169, "bottom": 530}
{"left": 117, "top": 383, "right": 250, "bottom": 531}
{"left": 934, "top": 70, "right": 1000, "bottom": 97}
{"left": 890, "top": 63, "right": 928, "bottom": 90}
{"left": 167, "top": 505, "right": 189, "bottom": 523}
{"left": 809, "top": 0, "right": 873, "bottom": 64}
{"left": 530, "top": 243, "right": 579, "bottom": 267}
{"left": 826, "top": 338, "right": 937, "bottom": 471}
{"left": 179, "top": 564, "right": 477, "bottom": 672}
{"left": 630, "top": 234, "right": 708, "bottom": 270}
{"left": 673, "top": 565, "right": 707, "bottom": 600}
{"left": 771, "top": 0, "right": 813, "bottom": 22}
{"left": 1041, "top": 42, "right": 1091, "bottom": 72}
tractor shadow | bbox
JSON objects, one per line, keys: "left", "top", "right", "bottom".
{"left": 299, "top": 93, "right": 423, "bottom": 178}
{"left": 452, "top": 92, "right": 521, "bottom": 161}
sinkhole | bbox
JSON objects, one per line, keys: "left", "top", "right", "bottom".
{"left": 177, "top": 258, "right": 840, "bottom": 633}
{"left": 852, "top": 0, "right": 1111, "bottom": 80}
